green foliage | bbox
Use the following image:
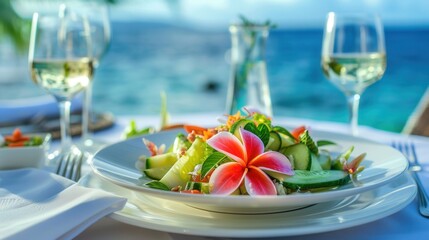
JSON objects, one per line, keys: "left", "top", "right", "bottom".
{"left": 144, "top": 180, "right": 170, "bottom": 191}
{"left": 238, "top": 15, "right": 277, "bottom": 29}
{"left": 0, "top": 0, "right": 31, "bottom": 53}
{"left": 243, "top": 122, "right": 270, "bottom": 146}
{"left": 201, "top": 152, "right": 227, "bottom": 178}
{"left": 123, "top": 120, "right": 154, "bottom": 139}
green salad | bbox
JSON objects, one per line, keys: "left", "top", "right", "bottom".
{"left": 136, "top": 110, "right": 365, "bottom": 195}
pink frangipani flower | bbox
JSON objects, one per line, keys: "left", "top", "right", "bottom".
{"left": 206, "top": 128, "right": 294, "bottom": 196}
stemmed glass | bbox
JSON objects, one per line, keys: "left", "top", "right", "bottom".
{"left": 76, "top": 1, "right": 111, "bottom": 152}
{"left": 321, "top": 12, "right": 386, "bottom": 136}
{"left": 29, "top": 6, "right": 93, "bottom": 160}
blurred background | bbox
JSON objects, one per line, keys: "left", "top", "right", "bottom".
{"left": 1, "top": 0, "right": 429, "bottom": 132}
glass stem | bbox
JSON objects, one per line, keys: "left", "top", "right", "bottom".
{"left": 346, "top": 93, "right": 361, "bottom": 136}
{"left": 81, "top": 82, "right": 93, "bottom": 141}
{"left": 59, "top": 100, "right": 72, "bottom": 152}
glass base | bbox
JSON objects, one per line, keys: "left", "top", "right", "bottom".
{"left": 76, "top": 138, "right": 107, "bottom": 155}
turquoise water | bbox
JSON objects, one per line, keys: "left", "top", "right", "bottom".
{"left": 2, "top": 22, "right": 429, "bottom": 132}
{"left": 93, "top": 22, "right": 429, "bottom": 132}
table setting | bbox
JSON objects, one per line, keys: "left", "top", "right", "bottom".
{"left": 1, "top": 2, "right": 429, "bottom": 240}
{"left": 2, "top": 113, "right": 428, "bottom": 239}
{"left": 81, "top": 114, "right": 429, "bottom": 240}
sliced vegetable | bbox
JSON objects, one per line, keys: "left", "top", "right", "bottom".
{"left": 172, "top": 133, "right": 191, "bottom": 153}
{"left": 283, "top": 170, "right": 350, "bottom": 190}
{"left": 145, "top": 152, "right": 178, "bottom": 169}
{"left": 272, "top": 126, "right": 295, "bottom": 140}
{"left": 266, "top": 131, "right": 282, "bottom": 151}
{"left": 229, "top": 119, "right": 252, "bottom": 139}
{"left": 309, "top": 154, "right": 323, "bottom": 171}
{"left": 185, "top": 181, "right": 211, "bottom": 194}
{"left": 279, "top": 133, "right": 296, "bottom": 148}
{"left": 316, "top": 150, "right": 332, "bottom": 170}
{"left": 299, "top": 130, "right": 318, "bottom": 155}
{"left": 160, "top": 138, "right": 207, "bottom": 189}
{"left": 280, "top": 143, "right": 311, "bottom": 170}
{"left": 144, "top": 167, "right": 171, "bottom": 180}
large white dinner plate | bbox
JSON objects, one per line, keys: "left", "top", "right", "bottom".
{"left": 90, "top": 128, "right": 408, "bottom": 214}
{"left": 79, "top": 172, "right": 416, "bottom": 238}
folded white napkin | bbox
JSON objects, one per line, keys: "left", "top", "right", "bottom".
{"left": 0, "top": 168, "right": 126, "bottom": 240}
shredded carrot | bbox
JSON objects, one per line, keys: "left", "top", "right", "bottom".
{"left": 226, "top": 111, "right": 243, "bottom": 129}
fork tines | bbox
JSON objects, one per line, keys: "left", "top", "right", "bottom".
{"left": 55, "top": 151, "right": 83, "bottom": 181}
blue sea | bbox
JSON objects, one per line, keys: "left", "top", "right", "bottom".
{"left": 2, "top": 22, "right": 429, "bottom": 132}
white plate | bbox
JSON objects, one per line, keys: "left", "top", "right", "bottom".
{"left": 90, "top": 128, "right": 408, "bottom": 213}
{"left": 79, "top": 172, "right": 416, "bottom": 238}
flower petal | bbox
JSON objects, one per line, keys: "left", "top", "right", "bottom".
{"left": 240, "top": 128, "right": 264, "bottom": 161}
{"left": 209, "top": 162, "right": 246, "bottom": 195}
{"left": 250, "top": 151, "right": 294, "bottom": 175}
{"left": 207, "top": 131, "right": 246, "bottom": 165}
{"left": 343, "top": 153, "right": 366, "bottom": 174}
{"left": 244, "top": 166, "right": 277, "bottom": 196}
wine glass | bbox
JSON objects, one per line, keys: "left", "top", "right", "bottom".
{"left": 321, "top": 12, "right": 386, "bottom": 136}
{"left": 77, "top": 1, "right": 111, "bottom": 152}
{"left": 28, "top": 6, "right": 93, "bottom": 160}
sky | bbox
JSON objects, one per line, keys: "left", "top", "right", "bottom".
{"left": 11, "top": 0, "right": 429, "bottom": 29}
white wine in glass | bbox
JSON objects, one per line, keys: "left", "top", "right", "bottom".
{"left": 29, "top": 7, "right": 93, "bottom": 160}
{"left": 321, "top": 12, "right": 386, "bottom": 136}
{"left": 31, "top": 59, "right": 93, "bottom": 99}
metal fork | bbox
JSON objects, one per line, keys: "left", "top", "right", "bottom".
{"left": 55, "top": 149, "right": 84, "bottom": 182}
{"left": 392, "top": 141, "right": 429, "bottom": 217}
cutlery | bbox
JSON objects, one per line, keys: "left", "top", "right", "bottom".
{"left": 56, "top": 148, "right": 83, "bottom": 181}
{"left": 392, "top": 141, "right": 429, "bottom": 217}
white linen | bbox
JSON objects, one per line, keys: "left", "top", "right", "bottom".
{"left": 0, "top": 168, "right": 126, "bottom": 240}
{"left": 78, "top": 114, "right": 429, "bottom": 240}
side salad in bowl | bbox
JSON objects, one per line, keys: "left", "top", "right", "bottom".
{"left": 135, "top": 110, "right": 365, "bottom": 196}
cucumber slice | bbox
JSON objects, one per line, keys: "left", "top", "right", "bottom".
{"left": 280, "top": 143, "right": 311, "bottom": 170}
{"left": 185, "top": 181, "right": 211, "bottom": 193}
{"left": 160, "top": 138, "right": 207, "bottom": 189}
{"left": 145, "top": 152, "right": 178, "bottom": 169}
{"left": 229, "top": 119, "right": 252, "bottom": 139}
{"left": 172, "top": 133, "right": 191, "bottom": 153}
{"left": 317, "top": 150, "right": 332, "bottom": 170}
{"left": 310, "top": 153, "right": 323, "bottom": 171}
{"left": 279, "top": 133, "right": 296, "bottom": 148}
{"left": 266, "top": 131, "right": 282, "bottom": 151}
{"left": 144, "top": 167, "right": 170, "bottom": 180}
{"left": 283, "top": 170, "right": 350, "bottom": 190}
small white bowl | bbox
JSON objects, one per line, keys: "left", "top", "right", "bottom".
{"left": 0, "top": 133, "right": 51, "bottom": 170}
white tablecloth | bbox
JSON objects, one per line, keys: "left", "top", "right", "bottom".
{"left": 76, "top": 113, "right": 429, "bottom": 240}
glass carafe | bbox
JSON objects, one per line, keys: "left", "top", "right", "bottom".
{"left": 226, "top": 24, "right": 273, "bottom": 116}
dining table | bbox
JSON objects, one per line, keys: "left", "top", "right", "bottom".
{"left": 2, "top": 112, "right": 429, "bottom": 240}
